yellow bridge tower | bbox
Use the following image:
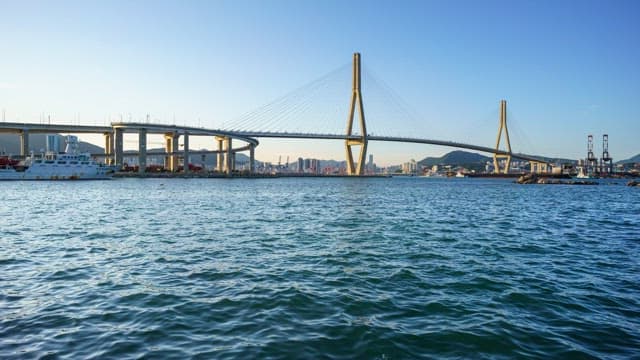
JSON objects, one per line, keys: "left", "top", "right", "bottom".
{"left": 345, "top": 53, "right": 368, "bottom": 176}
{"left": 493, "top": 99, "right": 512, "bottom": 174}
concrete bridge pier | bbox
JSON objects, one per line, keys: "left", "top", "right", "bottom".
{"left": 138, "top": 129, "right": 147, "bottom": 173}
{"left": 216, "top": 136, "right": 224, "bottom": 173}
{"left": 114, "top": 128, "right": 124, "bottom": 168}
{"left": 530, "top": 161, "right": 547, "bottom": 174}
{"left": 225, "top": 137, "right": 232, "bottom": 176}
{"left": 183, "top": 132, "right": 190, "bottom": 173}
{"left": 249, "top": 144, "right": 255, "bottom": 174}
{"left": 164, "top": 133, "right": 179, "bottom": 172}
{"left": 20, "top": 129, "right": 29, "bottom": 158}
{"left": 232, "top": 152, "right": 236, "bottom": 172}
{"left": 104, "top": 132, "right": 113, "bottom": 165}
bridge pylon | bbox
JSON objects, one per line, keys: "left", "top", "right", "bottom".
{"left": 345, "top": 52, "right": 368, "bottom": 176}
{"left": 493, "top": 99, "right": 512, "bottom": 174}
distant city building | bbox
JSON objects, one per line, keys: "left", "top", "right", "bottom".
{"left": 46, "top": 134, "right": 60, "bottom": 152}
{"left": 368, "top": 154, "right": 376, "bottom": 174}
{"left": 298, "top": 157, "right": 304, "bottom": 173}
{"left": 310, "top": 159, "right": 320, "bottom": 174}
{"left": 402, "top": 159, "right": 417, "bottom": 175}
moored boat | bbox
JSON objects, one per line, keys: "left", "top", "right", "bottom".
{"left": 575, "top": 167, "right": 593, "bottom": 179}
{"left": 0, "top": 136, "right": 113, "bottom": 180}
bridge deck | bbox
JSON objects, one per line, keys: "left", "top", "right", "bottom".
{"left": 231, "top": 131, "right": 549, "bottom": 163}
{"left": 0, "top": 123, "right": 549, "bottom": 164}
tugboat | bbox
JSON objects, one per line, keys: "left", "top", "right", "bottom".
{"left": 575, "top": 166, "right": 593, "bottom": 179}
{"left": 0, "top": 136, "right": 113, "bottom": 180}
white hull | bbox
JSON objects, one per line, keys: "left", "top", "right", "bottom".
{"left": 0, "top": 166, "right": 112, "bottom": 180}
{"left": 575, "top": 167, "right": 592, "bottom": 179}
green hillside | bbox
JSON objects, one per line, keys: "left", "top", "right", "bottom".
{"left": 419, "top": 150, "right": 491, "bottom": 167}
{"left": 617, "top": 154, "right": 640, "bottom": 164}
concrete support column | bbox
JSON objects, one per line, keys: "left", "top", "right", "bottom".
{"left": 164, "top": 134, "right": 171, "bottom": 171}
{"left": 249, "top": 145, "right": 255, "bottom": 174}
{"left": 138, "top": 129, "right": 147, "bottom": 173}
{"left": 225, "top": 137, "right": 232, "bottom": 176}
{"left": 114, "top": 128, "right": 124, "bottom": 167}
{"left": 164, "top": 133, "right": 179, "bottom": 172}
{"left": 232, "top": 152, "right": 236, "bottom": 172}
{"left": 104, "top": 132, "right": 113, "bottom": 165}
{"left": 216, "top": 136, "right": 224, "bottom": 173}
{"left": 532, "top": 162, "right": 539, "bottom": 174}
{"left": 183, "top": 132, "right": 190, "bottom": 173}
{"left": 20, "top": 129, "right": 29, "bottom": 158}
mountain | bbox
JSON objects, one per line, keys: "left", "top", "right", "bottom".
{"left": 419, "top": 150, "right": 579, "bottom": 168}
{"left": 418, "top": 150, "right": 491, "bottom": 167}
{"left": 617, "top": 154, "right": 640, "bottom": 164}
{"left": 513, "top": 153, "right": 576, "bottom": 164}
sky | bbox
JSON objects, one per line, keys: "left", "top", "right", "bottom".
{"left": 1, "top": 0, "right": 639, "bottom": 165}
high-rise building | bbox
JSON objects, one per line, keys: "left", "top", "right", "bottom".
{"left": 297, "top": 157, "right": 304, "bottom": 173}
{"left": 310, "top": 159, "right": 320, "bottom": 174}
{"left": 402, "top": 159, "right": 417, "bottom": 175}
{"left": 46, "top": 134, "right": 60, "bottom": 152}
{"left": 368, "top": 154, "right": 375, "bottom": 174}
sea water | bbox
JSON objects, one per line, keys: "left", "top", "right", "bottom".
{"left": 1, "top": 177, "right": 639, "bottom": 358}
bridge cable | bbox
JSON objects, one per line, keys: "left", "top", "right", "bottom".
{"left": 220, "top": 62, "right": 351, "bottom": 134}
{"left": 361, "top": 65, "right": 432, "bottom": 139}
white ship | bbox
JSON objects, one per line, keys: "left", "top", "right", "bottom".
{"left": 575, "top": 166, "right": 592, "bottom": 179}
{"left": 0, "top": 136, "right": 113, "bottom": 180}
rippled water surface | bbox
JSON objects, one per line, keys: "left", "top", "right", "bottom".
{"left": 1, "top": 178, "right": 639, "bottom": 359}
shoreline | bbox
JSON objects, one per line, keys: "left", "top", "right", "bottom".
{"left": 112, "top": 171, "right": 639, "bottom": 179}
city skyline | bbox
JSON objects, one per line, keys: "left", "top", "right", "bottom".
{"left": 1, "top": 0, "right": 639, "bottom": 165}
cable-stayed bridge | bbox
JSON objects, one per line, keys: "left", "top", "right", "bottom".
{"left": 0, "top": 53, "right": 552, "bottom": 175}
{"left": 218, "top": 52, "right": 549, "bottom": 174}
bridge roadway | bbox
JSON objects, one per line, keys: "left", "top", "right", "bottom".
{"left": 231, "top": 131, "right": 549, "bottom": 164}
{"left": 0, "top": 122, "right": 111, "bottom": 134}
{"left": 0, "top": 122, "right": 259, "bottom": 147}
{"left": 0, "top": 122, "right": 549, "bottom": 169}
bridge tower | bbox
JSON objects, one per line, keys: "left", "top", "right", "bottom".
{"left": 492, "top": 99, "right": 512, "bottom": 174}
{"left": 345, "top": 52, "right": 368, "bottom": 175}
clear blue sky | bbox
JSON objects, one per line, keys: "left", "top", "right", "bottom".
{"left": 1, "top": 0, "right": 638, "bottom": 165}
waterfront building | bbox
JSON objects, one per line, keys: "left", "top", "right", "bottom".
{"left": 46, "top": 134, "right": 61, "bottom": 153}
{"left": 402, "top": 159, "right": 417, "bottom": 175}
